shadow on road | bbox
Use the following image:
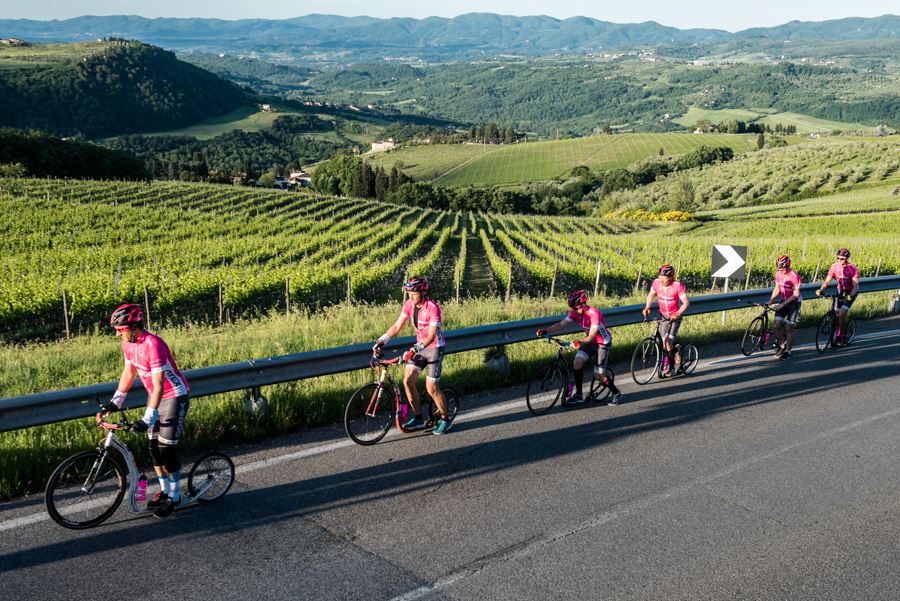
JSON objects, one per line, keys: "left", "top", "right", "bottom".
{"left": 2, "top": 337, "right": 898, "bottom": 572}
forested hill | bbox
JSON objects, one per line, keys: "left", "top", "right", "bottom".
{"left": 2, "top": 14, "right": 898, "bottom": 63}
{"left": 0, "top": 40, "right": 251, "bottom": 138}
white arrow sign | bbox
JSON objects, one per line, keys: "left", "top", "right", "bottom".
{"left": 711, "top": 244, "right": 746, "bottom": 278}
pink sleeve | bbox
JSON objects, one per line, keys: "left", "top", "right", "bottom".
{"left": 588, "top": 307, "right": 601, "bottom": 326}
{"left": 850, "top": 265, "right": 859, "bottom": 279}
{"left": 650, "top": 279, "right": 660, "bottom": 295}
{"left": 826, "top": 264, "right": 838, "bottom": 279}
{"left": 676, "top": 282, "right": 687, "bottom": 297}
{"left": 565, "top": 310, "right": 578, "bottom": 322}
{"left": 791, "top": 272, "right": 802, "bottom": 286}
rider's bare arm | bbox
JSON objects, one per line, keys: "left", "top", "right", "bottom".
{"left": 380, "top": 314, "right": 409, "bottom": 342}
{"left": 674, "top": 293, "right": 690, "bottom": 319}
{"left": 117, "top": 363, "right": 136, "bottom": 394}
{"left": 643, "top": 290, "right": 657, "bottom": 316}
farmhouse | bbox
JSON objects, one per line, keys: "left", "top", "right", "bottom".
{"left": 370, "top": 138, "right": 396, "bottom": 153}
{"left": 290, "top": 171, "right": 313, "bottom": 187}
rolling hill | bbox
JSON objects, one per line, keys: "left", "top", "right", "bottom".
{"left": 365, "top": 133, "right": 764, "bottom": 187}
{"left": 0, "top": 40, "right": 251, "bottom": 137}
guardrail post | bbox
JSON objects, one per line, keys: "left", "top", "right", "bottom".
{"left": 593, "top": 258, "right": 601, "bottom": 297}
{"left": 244, "top": 387, "right": 269, "bottom": 422}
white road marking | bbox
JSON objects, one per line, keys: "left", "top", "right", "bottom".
{"left": 3, "top": 326, "right": 896, "bottom": 533}
{"left": 0, "top": 399, "right": 528, "bottom": 532}
{"left": 707, "top": 327, "right": 900, "bottom": 366}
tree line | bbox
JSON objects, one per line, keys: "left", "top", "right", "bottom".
{"left": 311, "top": 145, "right": 737, "bottom": 216}
{"left": 0, "top": 129, "right": 148, "bottom": 180}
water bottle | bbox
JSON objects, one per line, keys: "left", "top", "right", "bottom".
{"left": 136, "top": 474, "right": 147, "bottom": 503}
{"left": 565, "top": 383, "right": 574, "bottom": 400}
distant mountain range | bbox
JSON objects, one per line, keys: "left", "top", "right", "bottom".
{"left": 2, "top": 13, "right": 898, "bottom": 64}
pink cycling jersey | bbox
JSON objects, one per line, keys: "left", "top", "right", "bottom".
{"left": 400, "top": 299, "right": 445, "bottom": 348}
{"left": 826, "top": 262, "right": 859, "bottom": 292}
{"left": 650, "top": 278, "right": 687, "bottom": 318}
{"left": 564, "top": 305, "right": 612, "bottom": 345}
{"left": 122, "top": 332, "right": 189, "bottom": 400}
{"left": 775, "top": 269, "right": 803, "bottom": 303}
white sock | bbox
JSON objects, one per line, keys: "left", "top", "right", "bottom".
{"left": 169, "top": 473, "right": 181, "bottom": 502}
{"left": 158, "top": 476, "right": 169, "bottom": 495}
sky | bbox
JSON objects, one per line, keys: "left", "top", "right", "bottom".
{"left": 3, "top": 1, "right": 897, "bottom": 32}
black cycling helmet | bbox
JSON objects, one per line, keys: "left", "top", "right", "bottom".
{"left": 776, "top": 254, "right": 791, "bottom": 270}
{"left": 568, "top": 289, "right": 588, "bottom": 309}
{"left": 110, "top": 303, "right": 143, "bottom": 328}
{"left": 658, "top": 264, "right": 675, "bottom": 277}
{"left": 404, "top": 276, "right": 429, "bottom": 294}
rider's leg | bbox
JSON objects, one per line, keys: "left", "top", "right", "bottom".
{"left": 156, "top": 396, "right": 189, "bottom": 503}
{"left": 148, "top": 437, "right": 170, "bottom": 496}
{"left": 594, "top": 345, "right": 619, "bottom": 394}
{"left": 662, "top": 338, "right": 675, "bottom": 374}
{"left": 837, "top": 307, "right": 849, "bottom": 340}
{"left": 784, "top": 322, "right": 796, "bottom": 352}
{"left": 774, "top": 318, "right": 786, "bottom": 348}
{"left": 403, "top": 365, "right": 422, "bottom": 415}
{"left": 425, "top": 378, "right": 447, "bottom": 416}
{"left": 573, "top": 352, "right": 587, "bottom": 396}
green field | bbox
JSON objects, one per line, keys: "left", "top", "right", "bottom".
{"left": 0, "top": 41, "right": 109, "bottom": 70}
{"left": 145, "top": 106, "right": 299, "bottom": 139}
{"left": 674, "top": 107, "right": 874, "bottom": 134}
{"left": 367, "top": 133, "right": 760, "bottom": 187}
{"left": 2, "top": 165, "right": 900, "bottom": 497}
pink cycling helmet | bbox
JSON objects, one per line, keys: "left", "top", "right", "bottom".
{"left": 110, "top": 303, "right": 144, "bottom": 328}
{"left": 837, "top": 248, "right": 850, "bottom": 259}
{"left": 658, "top": 264, "right": 675, "bottom": 277}
{"left": 568, "top": 289, "right": 588, "bottom": 309}
{"left": 404, "top": 276, "right": 430, "bottom": 294}
{"left": 776, "top": 254, "right": 791, "bottom": 270}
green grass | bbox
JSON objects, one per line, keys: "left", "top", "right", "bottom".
{"left": 1, "top": 290, "right": 895, "bottom": 499}
{"left": 367, "top": 133, "right": 760, "bottom": 187}
{"left": 144, "top": 106, "right": 298, "bottom": 139}
{"left": 366, "top": 144, "right": 488, "bottom": 180}
{"left": 674, "top": 107, "right": 764, "bottom": 126}
{"left": 673, "top": 106, "right": 874, "bottom": 134}
{"left": 0, "top": 41, "right": 110, "bottom": 70}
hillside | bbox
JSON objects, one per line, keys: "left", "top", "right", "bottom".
{"left": 0, "top": 40, "right": 251, "bottom": 137}
{"left": 1, "top": 166, "right": 898, "bottom": 342}
{"left": 2, "top": 14, "right": 899, "bottom": 65}
{"left": 366, "top": 134, "right": 763, "bottom": 187}
{"left": 309, "top": 58, "right": 900, "bottom": 136}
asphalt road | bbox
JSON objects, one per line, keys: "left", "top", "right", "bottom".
{"left": 2, "top": 316, "right": 899, "bottom": 600}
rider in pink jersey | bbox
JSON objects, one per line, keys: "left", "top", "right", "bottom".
{"left": 816, "top": 247, "right": 859, "bottom": 346}
{"left": 535, "top": 289, "right": 622, "bottom": 406}
{"left": 768, "top": 255, "right": 802, "bottom": 359}
{"left": 103, "top": 303, "right": 190, "bottom": 517}
{"left": 374, "top": 276, "right": 452, "bottom": 435}
{"left": 642, "top": 264, "right": 691, "bottom": 377}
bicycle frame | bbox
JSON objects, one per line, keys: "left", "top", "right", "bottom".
{"left": 540, "top": 335, "right": 613, "bottom": 401}
{"left": 368, "top": 355, "right": 442, "bottom": 431}
{"left": 739, "top": 301, "right": 780, "bottom": 356}
{"left": 95, "top": 416, "right": 211, "bottom": 514}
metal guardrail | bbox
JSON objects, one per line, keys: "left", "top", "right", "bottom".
{"left": 2, "top": 275, "right": 898, "bottom": 432}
